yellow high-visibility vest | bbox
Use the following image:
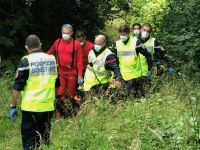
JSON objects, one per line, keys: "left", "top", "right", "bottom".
{"left": 139, "top": 37, "right": 155, "bottom": 76}
{"left": 83, "top": 48, "right": 113, "bottom": 91}
{"left": 20, "top": 53, "right": 58, "bottom": 112}
{"left": 116, "top": 37, "right": 141, "bottom": 80}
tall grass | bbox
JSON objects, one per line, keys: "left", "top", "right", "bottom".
{"left": 1, "top": 72, "right": 199, "bottom": 150}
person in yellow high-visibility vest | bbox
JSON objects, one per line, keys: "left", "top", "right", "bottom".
{"left": 110, "top": 24, "right": 153, "bottom": 99}
{"left": 138, "top": 23, "right": 174, "bottom": 94}
{"left": 83, "top": 34, "right": 122, "bottom": 101}
{"left": 132, "top": 23, "right": 141, "bottom": 38}
{"left": 9, "top": 35, "right": 60, "bottom": 150}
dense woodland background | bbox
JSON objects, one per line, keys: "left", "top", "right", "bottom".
{"left": 0, "top": 0, "right": 200, "bottom": 76}
{"left": 0, "top": 0, "right": 200, "bottom": 149}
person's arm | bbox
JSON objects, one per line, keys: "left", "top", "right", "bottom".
{"left": 10, "top": 58, "right": 29, "bottom": 121}
{"left": 105, "top": 53, "right": 122, "bottom": 88}
{"left": 105, "top": 54, "right": 122, "bottom": 81}
{"left": 154, "top": 40, "right": 174, "bottom": 68}
{"left": 76, "top": 41, "right": 83, "bottom": 77}
{"left": 136, "top": 40, "right": 153, "bottom": 71}
{"left": 13, "top": 58, "right": 29, "bottom": 91}
{"left": 46, "top": 40, "right": 57, "bottom": 55}
{"left": 11, "top": 90, "right": 20, "bottom": 107}
{"left": 108, "top": 43, "right": 117, "bottom": 56}
{"left": 12, "top": 58, "right": 29, "bottom": 106}
{"left": 55, "top": 74, "right": 60, "bottom": 97}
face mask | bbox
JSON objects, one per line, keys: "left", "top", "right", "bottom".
{"left": 94, "top": 44, "right": 102, "bottom": 52}
{"left": 62, "top": 33, "right": 70, "bottom": 40}
{"left": 141, "top": 31, "right": 149, "bottom": 39}
{"left": 80, "top": 41, "right": 84, "bottom": 46}
{"left": 120, "top": 35, "right": 128, "bottom": 41}
{"left": 133, "top": 30, "right": 140, "bottom": 36}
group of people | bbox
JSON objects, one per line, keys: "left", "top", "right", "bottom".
{"left": 9, "top": 23, "right": 174, "bottom": 149}
{"left": 83, "top": 23, "right": 174, "bottom": 101}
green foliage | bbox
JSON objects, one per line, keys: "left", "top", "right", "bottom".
{"left": 100, "top": 25, "right": 119, "bottom": 46}
{"left": 1, "top": 74, "right": 200, "bottom": 149}
{"left": 0, "top": 60, "right": 15, "bottom": 74}
{"left": 115, "top": 0, "right": 200, "bottom": 75}
{"left": 125, "top": 0, "right": 169, "bottom": 33}
{"left": 0, "top": 0, "right": 115, "bottom": 73}
{"left": 0, "top": 76, "right": 22, "bottom": 148}
{"left": 25, "top": 0, "right": 35, "bottom": 6}
{"left": 0, "top": 3, "right": 32, "bottom": 72}
{"left": 157, "top": 0, "right": 200, "bottom": 75}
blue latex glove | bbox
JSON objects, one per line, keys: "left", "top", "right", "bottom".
{"left": 155, "top": 61, "right": 160, "bottom": 66}
{"left": 169, "top": 68, "right": 174, "bottom": 74}
{"left": 146, "top": 71, "right": 151, "bottom": 78}
{"left": 10, "top": 108, "right": 17, "bottom": 122}
{"left": 78, "top": 78, "right": 84, "bottom": 85}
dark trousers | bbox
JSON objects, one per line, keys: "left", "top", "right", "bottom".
{"left": 84, "top": 83, "right": 109, "bottom": 101}
{"left": 118, "top": 78, "right": 145, "bottom": 99}
{"left": 21, "top": 111, "right": 53, "bottom": 150}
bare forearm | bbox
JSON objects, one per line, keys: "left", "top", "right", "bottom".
{"left": 11, "top": 89, "right": 20, "bottom": 107}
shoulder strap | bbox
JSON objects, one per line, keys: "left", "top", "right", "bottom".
{"left": 56, "top": 38, "right": 75, "bottom": 68}
{"left": 71, "top": 39, "right": 75, "bottom": 68}
{"left": 92, "top": 66, "right": 101, "bottom": 85}
{"left": 56, "top": 38, "right": 62, "bottom": 66}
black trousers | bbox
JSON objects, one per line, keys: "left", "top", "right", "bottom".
{"left": 21, "top": 111, "right": 53, "bottom": 150}
{"left": 118, "top": 78, "right": 146, "bottom": 99}
{"left": 85, "top": 83, "right": 109, "bottom": 100}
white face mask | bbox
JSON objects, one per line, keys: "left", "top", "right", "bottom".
{"left": 141, "top": 31, "right": 149, "bottom": 39}
{"left": 133, "top": 30, "right": 140, "bottom": 36}
{"left": 80, "top": 41, "right": 84, "bottom": 46}
{"left": 120, "top": 35, "right": 128, "bottom": 41}
{"left": 94, "top": 44, "right": 102, "bottom": 52}
{"left": 62, "top": 33, "right": 71, "bottom": 40}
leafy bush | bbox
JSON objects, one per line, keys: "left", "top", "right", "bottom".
{"left": 1, "top": 68, "right": 200, "bottom": 149}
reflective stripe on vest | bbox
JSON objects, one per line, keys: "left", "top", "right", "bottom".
{"left": 83, "top": 48, "right": 112, "bottom": 91}
{"left": 139, "top": 37, "right": 155, "bottom": 76}
{"left": 21, "top": 101, "right": 54, "bottom": 112}
{"left": 86, "top": 67, "right": 110, "bottom": 76}
{"left": 116, "top": 37, "right": 141, "bottom": 80}
{"left": 21, "top": 53, "right": 58, "bottom": 112}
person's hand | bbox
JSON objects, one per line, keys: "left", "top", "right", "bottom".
{"left": 155, "top": 61, "right": 160, "bottom": 66}
{"left": 10, "top": 108, "right": 17, "bottom": 122}
{"left": 78, "top": 77, "right": 84, "bottom": 85}
{"left": 146, "top": 71, "right": 151, "bottom": 78}
{"left": 114, "top": 80, "right": 121, "bottom": 88}
{"left": 169, "top": 67, "right": 174, "bottom": 74}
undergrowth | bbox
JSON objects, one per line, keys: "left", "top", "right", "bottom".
{"left": 0, "top": 72, "right": 199, "bottom": 150}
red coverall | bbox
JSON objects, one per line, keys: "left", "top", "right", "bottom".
{"left": 81, "top": 41, "right": 94, "bottom": 75}
{"left": 47, "top": 38, "right": 83, "bottom": 100}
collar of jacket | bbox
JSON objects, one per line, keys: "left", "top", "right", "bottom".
{"left": 30, "top": 49, "right": 43, "bottom": 54}
{"left": 122, "top": 37, "right": 130, "bottom": 45}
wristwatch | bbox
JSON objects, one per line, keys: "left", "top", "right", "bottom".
{"left": 10, "top": 104, "right": 16, "bottom": 108}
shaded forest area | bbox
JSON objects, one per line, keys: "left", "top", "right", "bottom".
{"left": 1, "top": 0, "right": 200, "bottom": 76}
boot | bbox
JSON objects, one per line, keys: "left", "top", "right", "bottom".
{"left": 55, "top": 95, "right": 65, "bottom": 119}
